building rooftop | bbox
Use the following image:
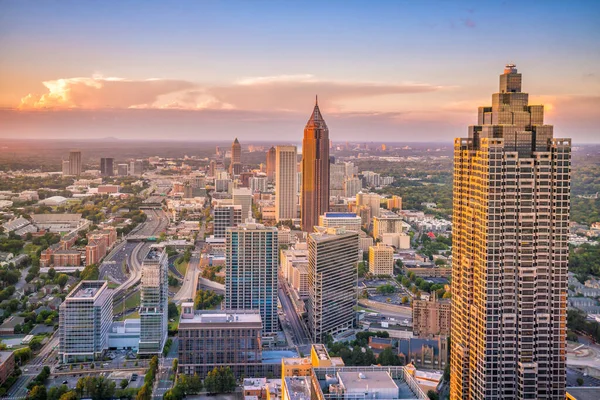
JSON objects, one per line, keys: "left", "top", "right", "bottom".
{"left": 323, "top": 212, "right": 360, "bottom": 218}
{"left": 180, "top": 310, "right": 262, "bottom": 325}
{"left": 284, "top": 376, "right": 311, "bottom": 400}
{"left": 68, "top": 281, "right": 107, "bottom": 299}
{"left": 337, "top": 371, "right": 398, "bottom": 391}
{"left": 0, "top": 351, "right": 14, "bottom": 364}
{"left": 310, "top": 227, "right": 357, "bottom": 241}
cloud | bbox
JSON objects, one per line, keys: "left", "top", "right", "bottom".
{"left": 18, "top": 76, "right": 197, "bottom": 109}
{"left": 17, "top": 74, "right": 446, "bottom": 112}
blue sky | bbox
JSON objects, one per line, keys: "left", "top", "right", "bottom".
{"left": 1, "top": 0, "right": 599, "bottom": 141}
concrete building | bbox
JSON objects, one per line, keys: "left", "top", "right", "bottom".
{"left": 373, "top": 211, "right": 405, "bottom": 239}
{"left": 344, "top": 177, "right": 362, "bottom": 198}
{"left": 139, "top": 246, "right": 168, "bottom": 355}
{"left": 307, "top": 228, "right": 359, "bottom": 342}
{"left": 369, "top": 244, "right": 394, "bottom": 276}
{"left": 59, "top": 281, "right": 113, "bottom": 363}
{"left": 100, "top": 157, "right": 114, "bottom": 177}
{"left": 398, "top": 337, "right": 448, "bottom": 370}
{"left": 0, "top": 351, "right": 15, "bottom": 386}
{"left": 387, "top": 195, "right": 403, "bottom": 211}
{"left": 213, "top": 204, "right": 243, "bottom": 239}
{"left": 69, "top": 150, "right": 82, "bottom": 176}
{"left": 301, "top": 98, "right": 330, "bottom": 232}
{"left": 318, "top": 212, "right": 362, "bottom": 232}
{"left": 178, "top": 305, "right": 262, "bottom": 377}
{"left": 226, "top": 217, "right": 278, "bottom": 335}
{"left": 107, "top": 319, "right": 140, "bottom": 350}
{"left": 275, "top": 145, "right": 298, "bottom": 222}
{"left": 129, "top": 159, "right": 144, "bottom": 176}
{"left": 381, "top": 232, "right": 411, "bottom": 249}
{"left": 356, "top": 192, "right": 381, "bottom": 219}
{"left": 266, "top": 146, "right": 276, "bottom": 182}
{"left": 250, "top": 176, "right": 268, "bottom": 193}
{"left": 337, "top": 371, "right": 399, "bottom": 398}
{"left": 233, "top": 188, "right": 253, "bottom": 221}
{"left": 116, "top": 163, "right": 129, "bottom": 176}
{"left": 412, "top": 294, "right": 451, "bottom": 338}
{"left": 62, "top": 160, "right": 70, "bottom": 175}
{"left": 451, "top": 65, "right": 571, "bottom": 399}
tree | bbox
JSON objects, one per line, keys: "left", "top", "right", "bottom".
{"left": 401, "top": 296, "right": 409, "bottom": 304}
{"left": 204, "top": 367, "right": 236, "bottom": 394}
{"left": 48, "top": 267, "right": 56, "bottom": 279}
{"left": 172, "top": 358, "right": 178, "bottom": 371}
{"left": 427, "top": 390, "right": 439, "bottom": 400}
{"left": 577, "top": 377, "right": 584, "bottom": 386}
{"left": 136, "top": 384, "right": 151, "bottom": 400}
{"left": 120, "top": 379, "right": 129, "bottom": 389}
{"left": 168, "top": 301, "right": 179, "bottom": 319}
{"left": 378, "top": 347, "right": 402, "bottom": 366}
{"left": 59, "top": 392, "right": 78, "bottom": 400}
{"left": 29, "top": 385, "right": 47, "bottom": 400}
{"left": 47, "top": 385, "right": 69, "bottom": 400}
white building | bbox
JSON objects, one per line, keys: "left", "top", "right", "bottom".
{"left": 318, "top": 212, "right": 362, "bottom": 233}
{"left": 275, "top": 146, "right": 298, "bottom": 222}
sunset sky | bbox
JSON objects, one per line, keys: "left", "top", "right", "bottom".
{"left": 1, "top": 0, "right": 599, "bottom": 142}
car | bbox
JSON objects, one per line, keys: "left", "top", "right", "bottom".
{"left": 62, "top": 380, "right": 68, "bottom": 385}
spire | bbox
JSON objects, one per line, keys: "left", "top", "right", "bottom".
{"left": 305, "top": 96, "right": 328, "bottom": 130}
{"left": 315, "top": 94, "right": 318, "bottom": 106}
{"left": 233, "top": 137, "right": 240, "bottom": 144}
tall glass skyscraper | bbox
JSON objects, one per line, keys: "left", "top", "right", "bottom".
{"left": 450, "top": 65, "right": 571, "bottom": 399}
{"left": 301, "top": 97, "right": 330, "bottom": 232}
{"left": 139, "top": 246, "right": 168, "bottom": 355}
{"left": 225, "top": 217, "right": 279, "bottom": 335}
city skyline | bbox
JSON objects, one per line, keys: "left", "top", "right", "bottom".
{"left": 1, "top": 1, "right": 599, "bottom": 142}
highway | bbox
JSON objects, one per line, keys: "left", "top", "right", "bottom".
{"left": 173, "top": 253, "right": 201, "bottom": 303}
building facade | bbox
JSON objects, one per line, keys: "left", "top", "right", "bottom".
{"left": 225, "top": 218, "right": 278, "bottom": 334}
{"left": 450, "top": 65, "right": 571, "bottom": 399}
{"left": 139, "top": 246, "right": 168, "bottom": 355}
{"left": 301, "top": 98, "right": 330, "bottom": 232}
{"left": 368, "top": 244, "right": 394, "bottom": 276}
{"left": 275, "top": 145, "right": 298, "bottom": 222}
{"left": 318, "top": 212, "right": 362, "bottom": 233}
{"left": 69, "top": 150, "right": 82, "bottom": 176}
{"left": 307, "top": 228, "right": 359, "bottom": 342}
{"left": 230, "top": 137, "right": 242, "bottom": 175}
{"left": 412, "top": 294, "right": 451, "bottom": 338}
{"left": 100, "top": 157, "right": 114, "bottom": 177}
{"left": 233, "top": 188, "right": 253, "bottom": 221}
{"left": 59, "top": 281, "right": 113, "bottom": 363}
{"left": 266, "top": 146, "right": 276, "bottom": 182}
{"left": 213, "top": 204, "right": 243, "bottom": 239}
{"left": 178, "top": 305, "right": 262, "bottom": 378}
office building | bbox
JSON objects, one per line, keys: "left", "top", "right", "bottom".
{"left": 356, "top": 192, "right": 381, "bottom": 219}
{"left": 213, "top": 204, "right": 243, "bottom": 238}
{"left": 250, "top": 176, "right": 268, "bottom": 193}
{"left": 225, "top": 217, "right": 278, "bottom": 334}
{"left": 178, "top": 305, "right": 262, "bottom": 377}
{"left": 233, "top": 188, "right": 253, "bottom": 220}
{"left": 116, "top": 163, "right": 129, "bottom": 176}
{"left": 344, "top": 177, "right": 362, "bottom": 198}
{"left": 62, "top": 160, "right": 70, "bottom": 175}
{"left": 266, "top": 146, "right": 276, "bottom": 181}
{"left": 59, "top": 281, "right": 113, "bottom": 363}
{"left": 139, "top": 246, "right": 168, "bottom": 355}
{"left": 451, "top": 65, "right": 571, "bottom": 399}
{"left": 301, "top": 97, "right": 330, "bottom": 232}
{"left": 69, "top": 150, "right": 82, "bottom": 176}
{"left": 329, "top": 163, "right": 347, "bottom": 197}
{"left": 307, "top": 227, "right": 359, "bottom": 342}
{"left": 318, "top": 212, "right": 362, "bottom": 232}
{"left": 275, "top": 145, "right": 298, "bottom": 222}
{"left": 373, "top": 211, "right": 405, "bottom": 239}
{"left": 230, "top": 137, "right": 242, "bottom": 175}
{"left": 129, "top": 159, "right": 143, "bottom": 176}
{"left": 100, "top": 157, "right": 114, "bottom": 177}
{"left": 369, "top": 243, "right": 394, "bottom": 276}
{"left": 412, "top": 294, "right": 451, "bottom": 338}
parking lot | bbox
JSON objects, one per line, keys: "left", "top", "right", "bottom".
{"left": 361, "top": 278, "right": 413, "bottom": 306}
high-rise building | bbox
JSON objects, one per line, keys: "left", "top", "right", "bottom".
{"left": 266, "top": 146, "right": 276, "bottom": 182}
{"left": 213, "top": 204, "right": 243, "bottom": 238}
{"left": 116, "top": 163, "right": 129, "bottom": 176}
{"left": 100, "top": 157, "right": 114, "bottom": 177}
{"left": 62, "top": 160, "right": 70, "bottom": 176}
{"left": 301, "top": 97, "right": 330, "bottom": 232}
{"left": 412, "top": 294, "right": 451, "bottom": 338}
{"left": 372, "top": 211, "right": 405, "bottom": 239}
{"left": 69, "top": 150, "right": 82, "bottom": 176}
{"left": 225, "top": 216, "right": 278, "bottom": 334}
{"left": 249, "top": 176, "right": 268, "bottom": 193}
{"left": 275, "top": 145, "right": 298, "bottom": 222}
{"left": 318, "top": 212, "right": 362, "bottom": 233}
{"left": 307, "top": 227, "right": 359, "bottom": 342}
{"left": 129, "top": 159, "right": 144, "bottom": 176}
{"left": 344, "top": 177, "right": 362, "bottom": 198}
{"left": 139, "top": 246, "right": 168, "bottom": 355}
{"left": 368, "top": 243, "right": 394, "bottom": 276}
{"left": 230, "top": 137, "right": 242, "bottom": 175}
{"left": 59, "top": 281, "right": 113, "bottom": 363}
{"left": 386, "top": 195, "right": 402, "bottom": 211}
{"left": 450, "top": 65, "right": 571, "bottom": 400}
{"left": 329, "top": 163, "right": 347, "bottom": 197}
{"left": 356, "top": 192, "right": 381, "bottom": 219}
{"left": 233, "top": 188, "right": 253, "bottom": 220}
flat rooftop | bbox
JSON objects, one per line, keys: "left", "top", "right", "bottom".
{"left": 284, "top": 376, "right": 311, "bottom": 400}
{"left": 323, "top": 212, "right": 359, "bottom": 218}
{"left": 68, "top": 281, "right": 107, "bottom": 299}
{"left": 337, "top": 371, "right": 398, "bottom": 391}
{"left": 180, "top": 311, "right": 262, "bottom": 325}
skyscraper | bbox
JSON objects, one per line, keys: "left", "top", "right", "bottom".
{"left": 450, "top": 65, "right": 571, "bottom": 400}
{"left": 275, "top": 145, "right": 298, "bottom": 222}
{"left": 100, "top": 157, "right": 114, "bottom": 177}
{"left": 307, "top": 227, "right": 358, "bottom": 342}
{"left": 301, "top": 97, "right": 330, "bottom": 232}
{"left": 266, "top": 146, "right": 276, "bottom": 182}
{"left": 139, "top": 246, "right": 168, "bottom": 355}
{"left": 232, "top": 188, "right": 253, "bottom": 220}
{"left": 230, "top": 137, "right": 242, "bottom": 175}
{"left": 69, "top": 150, "right": 82, "bottom": 176}
{"left": 225, "top": 216, "right": 278, "bottom": 334}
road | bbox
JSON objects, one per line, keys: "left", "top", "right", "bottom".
{"left": 173, "top": 254, "right": 201, "bottom": 303}
{"left": 278, "top": 279, "right": 311, "bottom": 350}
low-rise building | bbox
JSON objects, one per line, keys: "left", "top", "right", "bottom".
{"left": 369, "top": 244, "right": 394, "bottom": 276}
{"left": 0, "top": 351, "right": 15, "bottom": 386}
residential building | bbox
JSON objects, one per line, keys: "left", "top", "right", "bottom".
{"left": 451, "top": 65, "right": 571, "bottom": 399}
{"left": 412, "top": 294, "right": 451, "bottom": 338}
{"left": 0, "top": 351, "right": 15, "bottom": 386}
{"left": 301, "top": 98, "right": 330, "bottom": 232}
{"left": 59, "top": 281, "right": 113, "bottom": 363}
{"left": 356, "top": 192, "right": 381, "bottom": 218}
{"left": 100, "top": 157, "right": 114, "bottom": 177}
{"left": 178, "top": 305, "right": 262, "bottom": 377}
{"left": 318, "top": 212, "right": 362, "bottom": 232}
{"left": 275, "top": 145, "right": 298, "bottom": 222}
{"left": 139, "top": 246, "right": 168, "bottom": 355}
{"left": 344, "top": 177, "right": 362, "bottom": 198}
{"left": 53, "top": 250, "right": 81, "bottom": 267}
{"left": 387, "top": 195, "right": 403, "bottom": 210}
{"left": 250, "top": 176, "right": 268, "bottom": 193}
{"left": 213, "top": 204, "right": 243, "bottom": 239}
{"left": 382, "top": 232, "right": 411, "bottom": 249}
{"left": 233, "top": 188, "right": 253, "bottom": 221}
{"left": 69, "top": 150, "right": 82, "bottom": 176}
{"left": 369, "top": 244, "right": 394, "bottom": 276}
{"left": 373, "top": 210, "right": 404, "bottom": 239}
{"left": 307, "top": 228, "right": 359, "bottom": 342}
{"left": 266, "top": 146, "right": 276, "bottom": 182}
{"left": 226, "top": 217, "right": 278, "bottom": 335}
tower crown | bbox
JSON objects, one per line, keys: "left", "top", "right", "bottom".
{"left": 305, "top": 96, "right": 328, "bottom": 130}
